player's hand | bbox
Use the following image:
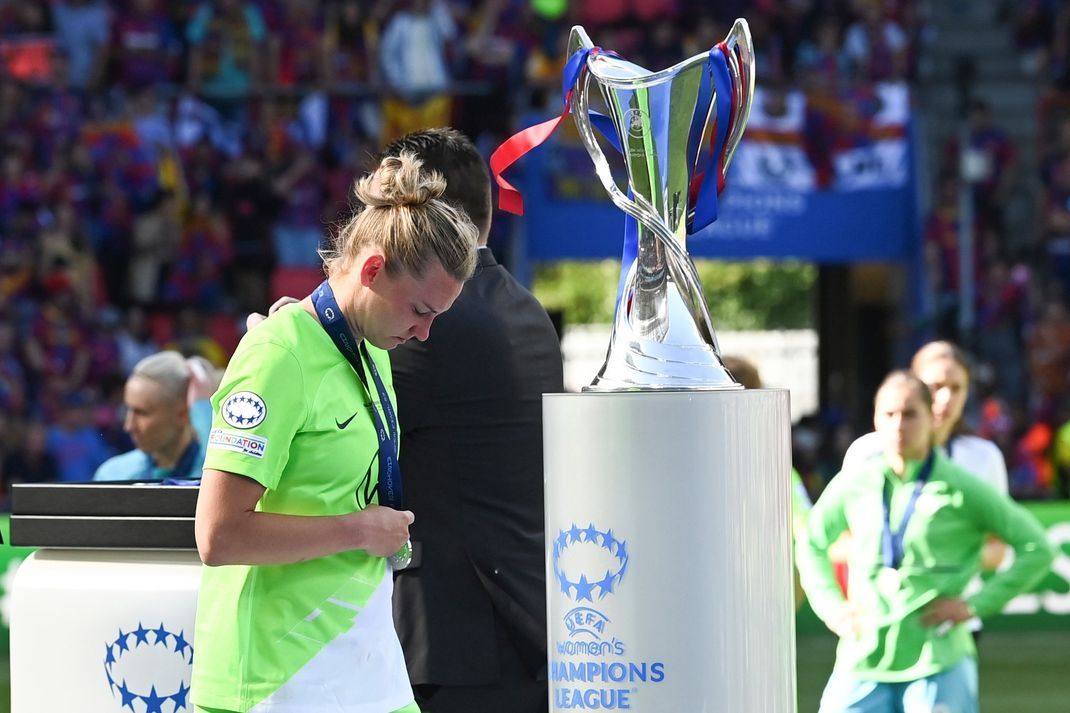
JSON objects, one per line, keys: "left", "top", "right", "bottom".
{"left": 828, "top": 601, "right": 866, "bottom": 639}
{"left": 246, "top": 296, "right": 300, "bottom": 331}
{"left": 921, "top": 597, "right": 974, "bottom": 629}
{"left": 349, "top": 505, "right": 414, "bottom": 558}
{"left": 186, "top": 356, "right": 220, "bottom": 405}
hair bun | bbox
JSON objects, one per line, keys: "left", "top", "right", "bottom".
{"left": 355, "top": 151, "right": 447, "bottom": 209}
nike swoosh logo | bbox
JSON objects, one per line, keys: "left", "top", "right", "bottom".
{"left": 336, "top": 412, "right": 358, "bottom": 429}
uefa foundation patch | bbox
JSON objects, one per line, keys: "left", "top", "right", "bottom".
{"left": 209, "top": 428, "right": 268, "bottom": 458}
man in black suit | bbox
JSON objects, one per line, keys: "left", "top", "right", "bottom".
{"left": 385, "top": 129, "right": 563, "bottom": 712}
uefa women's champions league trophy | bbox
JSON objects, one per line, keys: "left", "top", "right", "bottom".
{"left": 493, "top": 19, "right": 795, "bottom": 711}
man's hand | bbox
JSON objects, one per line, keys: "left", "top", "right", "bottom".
{"left": 348, "top": 505, "right": 414, "bottom": 558}
{"left": 921, "top": 597, "right": 974, "bottom": 630}
{"left": 246, "top": 296, "right": 301, "bottom": 331}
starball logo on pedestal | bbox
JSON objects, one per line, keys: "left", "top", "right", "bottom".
{"left": 104, "top": 622, "right": 193, "bottom": 712}
{"left": 551, "top": 523, "right": 666, "bottom": 710}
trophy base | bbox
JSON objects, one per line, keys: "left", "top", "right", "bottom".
{"left": 544, "top": 390, "right": 796, "bottom": 711}
{"left": 585, "top": 340, "right": 744, "bottom": 392}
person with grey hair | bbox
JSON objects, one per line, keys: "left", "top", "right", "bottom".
{"left": 93, "top": 351, "right": 218, "bottom": 481}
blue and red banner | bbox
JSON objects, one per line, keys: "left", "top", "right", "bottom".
{"left": 514, "top": 82, "right": 919, "bottom": 263}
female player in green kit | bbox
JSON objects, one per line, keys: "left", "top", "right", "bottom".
{"left": 797, "top": 371, "right": 1053, "bottom": 713}
{"left": 191, "top": 152, "right": 478, "bottom": 713}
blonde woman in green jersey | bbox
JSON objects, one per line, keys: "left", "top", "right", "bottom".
{"left": 191, "top": 152, "right": 478, "bottom": 713}
{"left": 798, "top": 371, "right": 1053, "bottom": 713}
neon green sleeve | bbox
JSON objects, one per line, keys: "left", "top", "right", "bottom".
{"left": 962, "top": 477, "right": 1054, "bottom": 618}
{"left": 203, "top": 342, "right": 308, "bottom": 490}
{"left": 795, "top": 471, "right": 851, "bottom": 627}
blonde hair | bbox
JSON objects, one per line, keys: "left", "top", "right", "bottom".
{"left": 911, "top": 340, "right": 971, "bottom": 381}
{"left": 322, "top": 151, "right": 479, "bottom": 281}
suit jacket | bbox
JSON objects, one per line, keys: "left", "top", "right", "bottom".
{"left": 390, "top": 247, "right": 564, "bottom": 686}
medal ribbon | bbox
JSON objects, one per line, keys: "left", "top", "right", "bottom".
{"left": 311, "top": 280, "right": 403, "bottom": 509}
{"left": 881, "top": 449, "right": 935, "bottom": 569}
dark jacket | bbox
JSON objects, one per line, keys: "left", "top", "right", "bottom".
{"left": 390, "top": 247, "right": 564, "bottom": 685}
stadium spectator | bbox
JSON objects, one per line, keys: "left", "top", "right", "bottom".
{"left": 1013, "top": 0, "right": 1054, "bottom": 78}
{"left": 976, "top": 260, "right": 1028, "bottom": 409}
{"left": 23, "top": 287, "right": 92, "bottom": 411}
{"left": 1040, "top": 146, "right": 1070, "bottom": 301}
{"left": 270, "top": 0, "right": 328, "bottom": 88}
{"left": 51, "top": 0, "right": 111, "bottom": 90}
{"left": 127, "top": 189, "right": 181, "bottom": 304}
{"left": 45, "top": 390, "right": 114, "bottom": 482}
{"left": 0, "top": 318, "right": 27, "bottom": 415}
{"left": 186, "top": 0, "right": 268, "bottom": 102}
{"left": 166, "top": 307, "right": 228, "bottom": 367}
{"left": 162, "top": 191, "right": 232, "bottom": 309}
{"left": 2, "top": 421, "right": 59, "bottom": 505}
{"left": 271, "top": 150, "right": 326, "bottom": 267}
{"left": 945, "top": 99, "right": 1017, "bottom": 236}
{"left": 219, "top": 149, "right": 278, "bottom": 313}
{"left": 842, "top": 0, "right": 909, "bottom": 82}
{"left": 111, "top": 0, "right": 183, "bottom": 92}
{"left": 378, "top": 0, "right": 456, "bottom": 144}
{"left": 1026, "top": 299, "right": 1070, "bottom": 421}
{"left": 324, "top": 0, "right": 379, "bottom": 87}
{"left": 115, "top": 306, "right": 160, "bottom": 376}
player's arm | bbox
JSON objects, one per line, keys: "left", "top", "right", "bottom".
{"left": 795, "top": 471, "right": 853, "bottom": 631}
{"left": 964, "top": 479, "right": 1054, "bottom": 618}
{"left": 195, "top": 468, "right": 413, "bottom": 566}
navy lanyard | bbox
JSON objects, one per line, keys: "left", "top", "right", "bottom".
{"left": 881, "top": 449, "right": 935, "bottom": 570}
{"left": 146, "top": 436, "right": 200, "bottom": 480}
{"left": 945, "top": 434, "right": 956, "bottom": 459}
{"left": 311, "top": 280, "right": 403, "bottom": 509}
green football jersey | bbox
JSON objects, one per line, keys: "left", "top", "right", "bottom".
{"left": 797, "top": 450, "right": 1053, "bottom": 683}
{"left": 191, "top": 305, "right": 414, "bottom": 712}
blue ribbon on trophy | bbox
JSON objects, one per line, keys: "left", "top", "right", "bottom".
{"left": 491, "top": 21, "right": 756, "bottom": 390}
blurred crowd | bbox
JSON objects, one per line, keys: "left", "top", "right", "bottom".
{"left": 16, "top": 0, "right": 1070, "bottom": 505}
{"left": 908, "top": 1, "right": 1070, "bottom": 501}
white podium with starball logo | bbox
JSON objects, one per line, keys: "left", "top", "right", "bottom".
{"left": 510, "top": 16, "right": 797, "bottom": 711}
{"left": 544, "top": 390, "right": 795, "bottom": 711}
{"left": 7, "top": 482, "right": 201, "bottom": 713}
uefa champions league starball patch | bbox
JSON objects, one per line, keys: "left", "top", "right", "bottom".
{"left": 221, "top": 391, "right": 267, "bottom": 429}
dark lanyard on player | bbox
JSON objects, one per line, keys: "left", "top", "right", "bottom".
{"left": 881, "top": 449, "right": 935, "bottom": 569}
{"left": 146, "top": 436, "right": 200, "bottom": 480}
{"left": 945, "top": 434, "right": 957, "bottom": 459}
{"left": 311, "top": 279, "right": 403, "bottom": 509}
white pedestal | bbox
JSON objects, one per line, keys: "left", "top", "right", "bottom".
{"left": 10, "top": 549, "right": 201, "bottom": 712}
{"left": 544, "top": 390, "right": 796, "bottom": 711}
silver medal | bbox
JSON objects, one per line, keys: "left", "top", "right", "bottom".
{"left": 876, "top": 566, "right": 901, "bottom": 596}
